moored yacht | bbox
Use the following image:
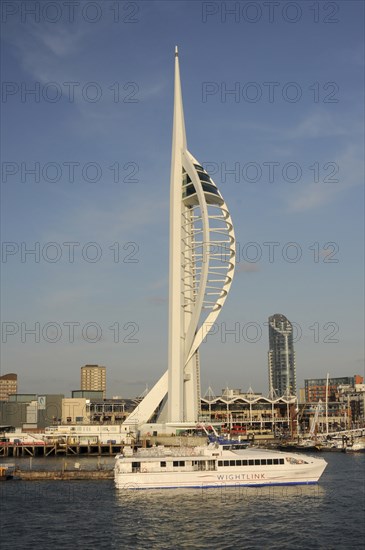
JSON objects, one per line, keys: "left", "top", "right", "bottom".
{"left": 114, "top": 442, "right": 327, "bottom": 490}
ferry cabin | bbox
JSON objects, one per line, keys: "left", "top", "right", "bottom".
{"left": 123, "top": 454, "right": 289, "bottom": 475}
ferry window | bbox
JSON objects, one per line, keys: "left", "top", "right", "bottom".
{"left": 173, "top": 461, "right": 185, "bottom": 467}
{"left": 160, "top": 461, "right": 166, "bottom": 467}
{"left": 267, "top": 459, "right": 273, "bottom": 465}
{"left": 261, "top": 459, "right": 267, "bottom": 465}
{"left": 132, "top": 462, "right": 140, "bottom": 473}
{"left": 173, "top": 461, "right": 178, "bottom": 467}
{"left": 242, "top": 460, "right": 248, "bottom": 466}
{"left": 273, "top": 459, "right": 279, "bottom": 465}
{"left": 279, "top": 459, "right": 285, "bottom": 464}
{"left": 229, "top": 461, "right": 235, "bottom": 466}
{"left": 208, "top": 460, "right": 216, "bottom": 471}
{"left": 218, "top": 461, "right": 223, "bottom": 467}
{"left": 248, "top": 460, "right": 254, "bottom": 466}
{"left": 254, "top": 460, "right": 260, "bottom": 466}
{"left": 223, "top": 446, "right": 230, "bottom": 450}
{"left": 223, "top": 460, "right": 229, "bottom": 467}
{"left": 236, "top": 460, "right": 242, "bottom": 466}
{"left": 179, "top": 461, "right": 185, "bottom": 467}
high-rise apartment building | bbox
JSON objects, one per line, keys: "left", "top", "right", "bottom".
{"left": 81, "top": 365, "right": 106, "bottom": 399}
{"left": 0, "top": 373, "right": 18, "bottom": 400}
{"left": 268, "top": 314, "right": 296, "bottom": 396}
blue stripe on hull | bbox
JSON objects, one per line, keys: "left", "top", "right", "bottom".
{"left": 115, "top": 480, "right": 319, "bottom": 490}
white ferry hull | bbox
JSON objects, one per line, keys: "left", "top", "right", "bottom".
{"left": 115, "top": 449, "right": 326, "bottom": 490}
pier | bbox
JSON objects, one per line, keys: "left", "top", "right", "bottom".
{"left": 0, "top": 442, "right": 123, "bottom": 458}
{"left": 0, "top": 435, "right": 208, "bottom": 458}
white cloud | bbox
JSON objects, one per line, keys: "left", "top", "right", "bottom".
{"left": 3, "top": 21, "right": 88, "bottom": 82}
{"left": 287, "top": 111, "right": 348, "bottom": 140}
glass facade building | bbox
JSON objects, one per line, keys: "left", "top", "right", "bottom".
{"left": 268, "top": 314, "right": 296, "bottom": 396}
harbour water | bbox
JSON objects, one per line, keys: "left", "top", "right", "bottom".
{"left": 1, "top": 452, "right": 364, "bottom": 549}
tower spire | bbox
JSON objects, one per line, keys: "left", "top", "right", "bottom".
{"left": 168, "top": 46, "right": 186, "bottom": 421}
{"left": 172, "top": 45, "right": 187, "bottom": 152}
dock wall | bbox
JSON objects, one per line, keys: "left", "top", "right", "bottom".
{"left": 15, "top": 470, "right": 113, "bottom": 480}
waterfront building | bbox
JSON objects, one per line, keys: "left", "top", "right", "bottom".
{"left": 0, "top": 373, "right": 18, "bottom": 401}
{"left": 304, "top": 375, "right": 363, "bottom": 402}
{"left": 200, "top": 387, "right": 297, "bottom": 435}
{"left": 62, "top": 398, "right": 88, "bottom": 424}
{"left": 0, "top": 394, "right": 63, "bottom": 430}
{"left": 87, "top": 398, "right": 134, "bottom": 424}
{"left": 268, "top": 314, "right": 296, "bottom": 396}
{"left": 125, "top": 48, "right": 235, "bottom": 428}
{"left": 343, "top": 389, "right": 365, "bottom": 425}
{"left": 62, "top": 396, "right": 135, "bottom": 425}
{"left": 295, "top": 377, "right": 365, "bottom": 432}
{"left": 81, "top": 365, "right": 106, "bottom": 399}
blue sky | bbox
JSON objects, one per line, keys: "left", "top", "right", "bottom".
{"left": 1, "top": 0, "right": 364, "bottom": 398}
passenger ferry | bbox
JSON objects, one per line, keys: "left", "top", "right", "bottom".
{"left": 114, "top": 442, "right": 327, "bottom": 489}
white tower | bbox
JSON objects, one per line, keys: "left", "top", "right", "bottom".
{"left": 125, "top": 48, "right": 236, "bottom": 427}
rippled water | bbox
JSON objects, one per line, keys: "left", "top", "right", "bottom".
{"left": 1, "top": 452, "right": 364, "bottom": 549}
